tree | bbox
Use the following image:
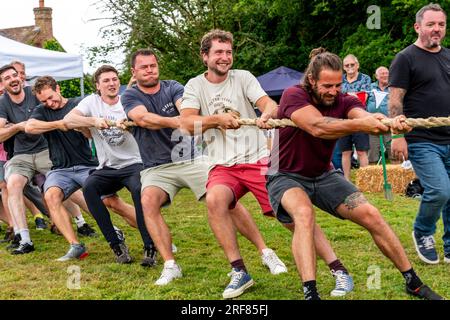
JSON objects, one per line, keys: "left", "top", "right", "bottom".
{"left": 89, "top": 0, "right": 450, "bottom": 84}
{"left": 43, "top": 39, "right": 95, "bottom": 98}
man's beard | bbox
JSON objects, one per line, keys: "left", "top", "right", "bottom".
{"left": 422, "top": 32, "right": 443, "bottom": 49}
{"left": 312, "top": 86, "right": 337, "bottom": 107}
{"left": 209, "top": 64, "right": 229, "bottom": 77}
{"left": 139, "top": 78, "right": 159, "bottom": 88}
{"left": 6, "top": 81, "right": 22, "bottom": 95}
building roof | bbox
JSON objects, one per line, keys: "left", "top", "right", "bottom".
{"left": 0, "top": 26, "right": 41, "bottom": 46}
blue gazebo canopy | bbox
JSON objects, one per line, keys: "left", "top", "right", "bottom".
{"left": 257, "top": 66, "right": 304, "bottom": 97}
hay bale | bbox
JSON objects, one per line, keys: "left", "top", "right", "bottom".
{"left": 355, "top": 164, "right": 416, "bottom": 194}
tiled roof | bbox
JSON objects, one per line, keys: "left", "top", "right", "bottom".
{"left": 0, "top": 26, "right": 41, "bottom": 46}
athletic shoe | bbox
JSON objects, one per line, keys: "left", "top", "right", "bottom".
{"left": 330, "top": 270, "right": 354, "bottom": 297}
{"left": 141, "top": 245, "right": 157, "bottom": 267}
{"left": 172, "top": 243, "right": 178, "bottom": 253}
{"left": 303, "top": 287, "right": 321, "bottom": 300}
{"left": 50, "top": 223, "right": 62, "bottom": 236}
{"left": 56, "top": 243, "right": 89, "bottom": 262}
{"left": 0, "top": 227, "right": 15, "bottom": 243}
{"left": 6, "top": 234, "right": 21, "bottom": 251}
{"left": 113, "top": 226, "right": 125, "bottom": 242}
{"left": 222, "top": 268, "right": 254, "bottom": 299}
{"left": 35, "top": 217, "right": 47, "bottom": 230}
{"left": 77, "top": 223, "right": 97, "bottom": 237}
{"left": 412, "top": 231, "right": 439, "bottom": 264}
{"left": 261, "top": 248, "right": 287, "bottom": 275}
{"left": 444, "top": 252, "right": 450, "bottom": 264}
{"left": 155, "top": 260, "right": 182, "bottom": 285}
{"left": 406, "top": 284, "right": 444, "bottom": 300}
{"left": 111, "top": 242, "right": 133, "bottom": 264}
{"left": 11, "top": 242, "right": 35, "bottom": 255}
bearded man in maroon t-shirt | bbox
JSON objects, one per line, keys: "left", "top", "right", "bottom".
{"left": 265, "top": 47, "right": 442, "bottom": 301}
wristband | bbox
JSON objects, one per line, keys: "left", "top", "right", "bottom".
{"left": 391, "top": 134, "right": 404, "bottom": 139}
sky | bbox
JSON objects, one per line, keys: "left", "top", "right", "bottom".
{"left": 0, "top": 0, "right": 121, "bottom": 73}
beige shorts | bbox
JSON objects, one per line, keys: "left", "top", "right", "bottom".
{"left": 5, "top": 149, "right": 52, "bottom": 182}
{"left": 141, "top": 158, "right": 210, "bottom": 206}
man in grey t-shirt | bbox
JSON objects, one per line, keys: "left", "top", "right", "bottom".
{"left": 0, "top": 64, "right": 51, "bottom": 254}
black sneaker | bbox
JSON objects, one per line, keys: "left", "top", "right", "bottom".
{"left": 111, "top": 242, "right": 133, "bottom": 264}
{"left": 113, "top": 226, "right": 125, "bottom": 242}
{"left": 141, "top": 245, "right": 157, "bottom": 267}
{"left": 406, "top": 284, "right": 444, "bottom": 300}
{"left": 0, "top": 227, "right": 15, "bottom": 243}
{"left": 11, "top": 242, "right": 35, "bottom": 255}
{"left": 77, "top": 223, "right": 98, "bottom": 237}
{"left": 35, "top": 217, "right": 48, "bottom": 230}
{"left": 6, "top": 234, "right": 21, "bottom": 251}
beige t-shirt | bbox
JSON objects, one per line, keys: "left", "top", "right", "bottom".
{"left": 181, "top": 69, "right": 269, "bottom": 166}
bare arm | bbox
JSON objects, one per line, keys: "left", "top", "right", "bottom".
{"left": 256, "top": 95, "right": 278, "bottom": 118}
{"left": 388, "top": 87, "right": 406, "bottom": 117}
{"left": 127, "top": 105, "right": 179, "bottom": 130}
{"left": 290, "top": 105, "right": 389, "bottom": 139}
{"left": 25, "top": 119, "right": 67, "bottom": 134}
{"left": 255, "top": 95, "right": 278, "bottom": 129}
{"left": 179, "top": 108, "right": 239, "bottom": 135}
{"left": 64, "top": 109, "right": 108, "bottom": 130}
{"left": 0, "top": 118, "right": 26, "bottom": 142}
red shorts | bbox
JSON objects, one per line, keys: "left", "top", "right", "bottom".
{"left": 207, "top": 157, "right": 274, "bottom": 216}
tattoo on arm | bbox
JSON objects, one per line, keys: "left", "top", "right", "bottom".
{"left": 323, "top": 117, "right": 343, "bottom": 123}
{"left": 388, "top": 88, "right": 406, "bottom": 117}
{"left": 344, "top": 192, "right": 368, "bottom": 210}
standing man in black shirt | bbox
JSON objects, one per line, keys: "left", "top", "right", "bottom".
{"left": 389, "top": 3, "right": 450, "bottom": 265}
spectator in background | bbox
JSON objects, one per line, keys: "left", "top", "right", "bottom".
{"left": 336, "top": 54, "right": 371, "bottom": 180}
{"left": 366, "top": 66, "right": 394, "bottom": 164}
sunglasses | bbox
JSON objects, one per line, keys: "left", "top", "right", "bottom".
{"left": 344, "top": 63, "right": 356, "bottom": 68}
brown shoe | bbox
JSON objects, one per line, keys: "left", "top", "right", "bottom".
{"left": 50, "top": 223, "right": 62, "bottom": 236}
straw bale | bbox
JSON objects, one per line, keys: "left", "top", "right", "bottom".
{"left": 355, "top": 165, "right": 416, "bottom": 194}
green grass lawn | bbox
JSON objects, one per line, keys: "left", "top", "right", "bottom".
{"left": 0, "top": 188, "right": 449, "bottom": 300}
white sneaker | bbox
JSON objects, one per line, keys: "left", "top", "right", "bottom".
{"left": 172, "top": 243, "right": 178, "bottom": 253}
{"left": 330, "top": 270, "right": 354, "bottom": 297}
{"left": 155, "top": 260, "right": 182, "bottom": 286}
{"left": 261, "top": 248, "right": 287, "bottom": 275}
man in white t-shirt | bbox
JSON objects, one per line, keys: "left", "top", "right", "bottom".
{"left": 64, "top": 65, "right": 156, "bottom": 265}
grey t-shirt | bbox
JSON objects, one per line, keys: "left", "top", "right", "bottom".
{"left": 0, "top": 86, "right": 48, "bottom": 155}
{"left": 122, "top": 80, "right": 196, "bottom": 168}
{"left": 75, "top": 94, "right": 142, "bottom": 169}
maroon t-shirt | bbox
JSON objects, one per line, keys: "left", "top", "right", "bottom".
{"left": 269, "top": 85, "right": 363, "bottom": 177}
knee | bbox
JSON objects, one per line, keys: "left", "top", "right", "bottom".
{"left": 425, "top": 187, "right": 450, "bottom": 204}
{"left": 6, "top": 177, "right": 26, "bottom": 194}
{"left": 290, "top": 206, "right": 315, "bottom": 229}
{"left": 44, "top": 188, "right": 63, "bottom": 208}
{"left": 361, "top": 206, "right": 386, "bottom": 230}
{"left": 206, "top": 190, "right": 230, "bottom": 213}
{"left": 141, "top": 192, "right": 162, "bottom": 216}
{"left": 102, "top": 196, "right": 116, "bottom": 210}
{"left": 82, "top": 178, "right": 100, "bottom": 196}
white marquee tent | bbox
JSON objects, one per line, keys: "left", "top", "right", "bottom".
{"left": 0, "top": 35, "right": 85, "bottom": 95}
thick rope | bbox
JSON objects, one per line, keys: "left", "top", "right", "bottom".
{"left": 238, "top": 116, "right": 450, "bottom": 129}
{"left": 105, "top": 116, "right": 450, "bottom": 129}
